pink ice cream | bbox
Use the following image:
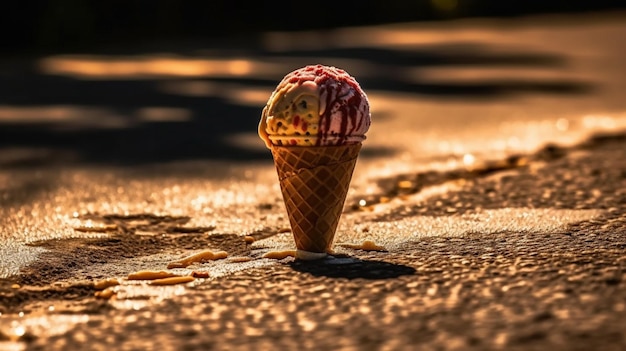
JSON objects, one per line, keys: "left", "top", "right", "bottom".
{"left": 259, "top": 65, "right": 371, "bottom": 148}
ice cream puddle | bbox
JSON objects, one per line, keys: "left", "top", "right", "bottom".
{"left": 92, "top": 269, "right": 206, "bottom": 300}
{"left": 93, "top": 278, "right": 120, "bottom": 289}
{"left": 167, "top": 250, "right": 228, "bottom": 269}
{"left": 127, "top": 270, "right": 180, "bottom": 280}
{"left": 150, "top": 276, "right": 195, "bottom": 286}
{"left": 190, "top": 271, "right": 210, "bottom": 278}
{"left": 94, "top": 287, "right": 117, "bottom": 299}
{"left": 262, "top": 250, "right": 296, "bottom": 260}
{"left": 339, "top": 240, "right": 387, "bottom": 252}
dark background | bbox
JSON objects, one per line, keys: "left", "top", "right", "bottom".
{"left": 0, "top": 0, "right": 624, "bottom": 167}
{"left": 2, "top": 0, "right": 625, "bottom": 55}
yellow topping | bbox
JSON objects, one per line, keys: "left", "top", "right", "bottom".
{"left": 150, "top": 276, "right": 195, "bottom": 286}
{"left": 262, "top": 250, "right": 296, "bottom": 260}
{"left": 94, "top": 287, "right": 117, "bottom": 299}
{"left": 260, "top": 82, "right": 322, "bottom": 147}
{"left": 94, "top": 278, "right": 120, "bottom": 289}
{"left": 167, "top": 250, "right": 228, "bottom": 269}
{"left": 127, "top": 270, "right": 179, "bottom": 280}
{"left": 339, "top": 240, "right": 387, "bottom": 251}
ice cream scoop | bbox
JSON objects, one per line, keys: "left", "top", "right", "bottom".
{"left": 259, "top": 65, "right": 370, "bottom": 260}
{"left": 259, "top": 64, "right": 370, "bottom": 148}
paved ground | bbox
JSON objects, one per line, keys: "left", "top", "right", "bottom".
{"left": 1, "top": 10, "right": 626, "bottom": 351}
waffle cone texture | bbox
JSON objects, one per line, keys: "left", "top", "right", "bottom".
{"left": 271, "top": 143, "right": 361, "bottom": 253}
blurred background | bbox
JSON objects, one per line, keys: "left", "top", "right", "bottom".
{"left": 2, "top": 0, "right": 625, "bottom": 54}
{"left": 0, "top": 1, "right": 625, "bottom": 168}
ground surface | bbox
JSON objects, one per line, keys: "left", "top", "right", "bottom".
{"left": 1, "top": 11, "right": 626, "bottom": 351}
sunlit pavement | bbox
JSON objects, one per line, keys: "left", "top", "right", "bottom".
{"left": 1, "top": 11, "right": 626, "bottom": 351}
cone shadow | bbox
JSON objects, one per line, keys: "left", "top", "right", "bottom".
{"left": 289, "top": 256, "right": 415, "bottom": 280}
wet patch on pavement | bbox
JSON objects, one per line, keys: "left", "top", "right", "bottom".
{"left": 352, "top": 132, "right": 626, "bottom": 221}
{"left": 348, "top": 142, "right": 569, "bottom": 215}
{"left": 0, "top": 214, "right": 259, "bottom": 313}
{"left": 0, "top": 216, "right": 304, "bottom": 315}
{"left": 17, "top": 230, "right": 248, "bottom": 286}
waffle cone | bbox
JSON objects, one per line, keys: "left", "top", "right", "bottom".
{"left": 271, "top": 143, "right": 361, "bottom": 254}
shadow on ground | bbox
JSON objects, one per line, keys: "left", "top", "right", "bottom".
{"left": 290, "top": 256, "right": 416, "bottom": 279}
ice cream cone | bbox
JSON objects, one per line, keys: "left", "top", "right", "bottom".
{"left": 271, "top": 143, "right": 361, "bottom": 258}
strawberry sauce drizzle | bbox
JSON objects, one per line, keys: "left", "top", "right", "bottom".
{"left": 314, "top": 67, "right": 368, "bottom": 146}
{"left": 265, "top": 65, "right": 370, "bottom": 147}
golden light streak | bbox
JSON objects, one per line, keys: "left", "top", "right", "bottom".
{"left": 0, "top": 105, "right": 191, "bottom": 126}
{"left": 158, "top": 81, "right": 269, "bottom": 106}
{"left": 39, "top": 55, "right": 281, "bottom": 80}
